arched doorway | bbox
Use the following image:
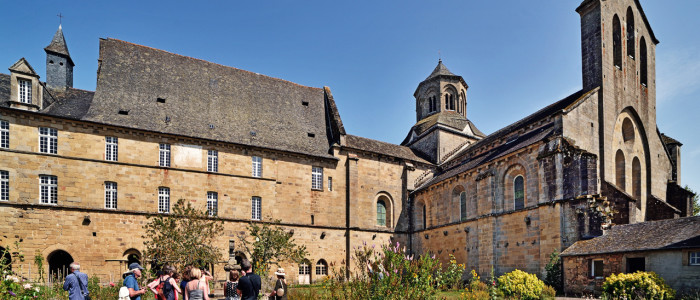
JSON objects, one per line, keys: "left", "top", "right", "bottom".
{"left": 48, "top": 250, "right": 74, "bottom": 281}
{"left": 298, "top": 259, "right": 311, "bottom": 284}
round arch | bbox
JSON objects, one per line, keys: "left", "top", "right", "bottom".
{"left": 375, "top": 192, "right": 394, "bottom": 228}
{"left": 502, "top": 163, "right": 527, "bottom": 211}
{"left": 451, "top": 185, "right": 467, "bottom": 221}
{"left": 47, "top": 250, "right": 74, "bottom": 280}
{"left": 123, "top": 248, "right": 142, "bottom": 269}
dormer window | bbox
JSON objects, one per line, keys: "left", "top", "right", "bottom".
{"left": 18, "top": 79, "right": 32, "bottom": 104}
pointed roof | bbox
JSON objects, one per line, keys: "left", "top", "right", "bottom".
{"left": 425, "top": 59, "right": 456, "bottom": 80}
{"left": 8, "top": 58, "right": 39, "bottom": 77}
{"left": 44, "top": 25, "right": 74, "bottom": 65}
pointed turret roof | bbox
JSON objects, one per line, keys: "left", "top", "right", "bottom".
{"left": 44, "top": 25, "right": 74, "bottom": 65}
{"left": 425, "top": 59, "right": 456, "bottom": 80}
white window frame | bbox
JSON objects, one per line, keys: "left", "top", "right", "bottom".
{"left": 105, "top": 182, "right": 117, "bottom": 209}
{"left": 207, "top": 191, "right": 218, "bottom": 217}
{"left": 158, "top": 187, "right": 170, "bottom": 213}
{"left": 690, "top": 252, "right": 700, "bottom": 266}
{"left": 207, "top": 150, "right": 218, "bottom": 172}
{"left": 159, "top": 143, "right": 171, "bottom": 167}
{"left": 591, "top": 259, "right": 604, "bottom": 279}
{"left": 251, "top": 196, "right": 261, "bottom": 220}
{"left": 0, "top": 120, "right": 8, "bottom": 149}
{"left": 328, "top": 177, "right": 333, "bottom": 191}
{"left": 39, "top": 127, "right": 58, "bottom": 154}
{"left": 252, "top": 156, "right": 262, "bottom": 178}
{"left": 39, "top": 175, "right": 57, "bottom": 204}
{"left": 0, "top": 170, "right": 8, "bottom": 201}
{"left": 105, "top": 136, "right": 118, "bottom": 162}
{"left": 298, "top": 262, "right": 310, "bottom": 275}
{"left": 18, "top": 79, "right": 31, "bottom": 104}
{"left": 312, "top": 166, "right": 323, "bottom": 190}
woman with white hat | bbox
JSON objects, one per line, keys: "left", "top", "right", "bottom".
{"left": 269, "top": 268, "right": 287, "bottom": 300}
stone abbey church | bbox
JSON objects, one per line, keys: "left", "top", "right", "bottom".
{"left": 0, "top": 0, "right": 694, "bottom": 285}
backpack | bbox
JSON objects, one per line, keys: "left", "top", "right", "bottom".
{"left": 155, "top": 276, "right": 168, "bottom": 300}
{"left": 118, "top": 286, "right": 130, "bottom": 300}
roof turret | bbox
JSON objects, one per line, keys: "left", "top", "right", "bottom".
{"left": 44, "top": 25, "right": 74, "bottom": 65}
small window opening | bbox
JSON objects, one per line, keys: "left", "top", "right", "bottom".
{"left": 250, "top": 131, "right": 257, "bottom": 137}
{"left": 165, "top": 116, "right": 171, "bottom": 122}
{"left": 311, "top": 215, "right": 315, "bottom": 225}
{"left": 308, "top": 133, "right": 315, "bottom": 138}
{"left": 209, "top": 124, "right": 215, "bottom": 129}
{"left": 157, "top": 98, "right": 166, "bottom": 103}
{"left": 118, "top": 110, "right": 129, "bottom": 115}
{"left": 302, "top": 101, "right": 309, "bottom": 106}
{"left": 59, "top": 62, "right": 64, "bottom": 66}
{"left": 49, "top": 60, "right": 54, "bottom": 64}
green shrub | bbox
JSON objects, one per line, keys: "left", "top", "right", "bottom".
{"left": 602, "top": 271, "right": 675, "bottom": 300}
{"left": 541, "top": 285, "right": 556, "bottom": 300}
{"left": 543, "top": 249, "right": 562, "bottom": 293}
{"left": 497, "top": 269, "right": 546, "bottom": 300}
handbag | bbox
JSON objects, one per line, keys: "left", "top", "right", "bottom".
{"left": 77, "top": 274, "right": 91, "bottom": 300}
{"left": 275, "top": 279, "right": 285, "bottom": 297}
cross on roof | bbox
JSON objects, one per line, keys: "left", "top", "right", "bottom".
{"left": 57, "top": 13, "right": 64, "bottom": 25}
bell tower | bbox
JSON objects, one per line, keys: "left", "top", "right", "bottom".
{"left": 401, "top": 60, "right": 484, "bottom": 164}
{"left": 44, "top": 25, "right": 74, "bottom": 90}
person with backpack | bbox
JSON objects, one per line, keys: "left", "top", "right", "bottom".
{"left": 236, "top": 260, "right": 260, "bottom": 300}
{"left": 223, "top": 270, "right": 241, "bottom": 300}
{"left": 148, "top": 266, "right": 181, "bottom": 300}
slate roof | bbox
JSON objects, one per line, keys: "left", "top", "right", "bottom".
{"left": 42, "top": 88, "right": 95, "bottom": 119}
{"left": 80, "top": 38, "right": 335, "bottom": 159}
{"left": 660, "top": 133, "right": 682, "bottom": 146}
{"left": 425, "top": 60, "right": 456, "bottom": 81}
{"left": 345, "top": 135, "right": 431, "bottom": 164}
{"left": 0, "top": 74, "right": 10, "bottom": 107}
{"left": 407, "top": 111, "right": 485, "bottom": 138}
{"left": 561, "top": 216, "right": 700, "bottom": 256}
{"left": 44, "top": 25, "right": 74, "bottom": 65}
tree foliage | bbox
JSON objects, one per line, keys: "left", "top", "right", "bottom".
{"left": 236, "top": 220, "right": 308, "bottom": 276}
{"left": 543, "top": 249, "right": 562, "bottom": 294}
{"left": 142, "top": 198, "right": 224, "bottom": 273}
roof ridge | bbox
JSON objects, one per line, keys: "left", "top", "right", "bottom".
{"left": 105, "top": 38, "right": 324, "bottom": 91}
{"left": 346, "top": 134, "right": 406, "bottom": 147}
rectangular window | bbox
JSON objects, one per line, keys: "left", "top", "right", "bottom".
{"left": 39, "top": 175, "right": 57, "bottom": 204}
{"left": 591, "top": 259, "right": 604, "bottom": 278}
{"left": 0, "top": 171, "right": 8, "bottom": 201}
{"left": 105, "top": 137, "right": 118, "bottom": 161}
{"left": 312, "top": 166, "right": 323, "bottom": 190}
{"left": 0, "top": 120, "right": 8, "bottom": 149}
{"left": 207, "top": 150, "right": 218, "bottom": 172}
{"left": 39, "top": 127, "right": 58, "bottom": 154}
{"left": 207, "top": 192, "right": 218, "bottom": 217}
{"left": 159, "top": 143, "right": 171, "bottom": 167}
{"left": 158, "top": 187, "right": 170, "bottom": 213}
{"left": 328, "top": 177, "right": 333, "bottom": 191}
{"left": 691, "top": 252, "right": 700, "bottom": 266}
{"left": 251, "top": 196, "right": 261, "bottom": 220}
{"left": 252, "top": 156, "right": 262, "bottom": 178}
{"left": 299, "top": 263, "right": 310, "bottom": 275}
{"left": 18, "top": 79, "right": 31, "bottom": 104}
{"left": 105, "top": 182, "right": 117, "bottom": 209}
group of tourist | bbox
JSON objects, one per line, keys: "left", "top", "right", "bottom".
{"left": 63, "top": 259, "right": 286, "bottom": 300}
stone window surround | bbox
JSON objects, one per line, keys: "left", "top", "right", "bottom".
{"left": 105, "top": 181, "right": 117, "bottom": 209}
{"left": 207, "top": 149, "right": 218, "bottom": 173}
{"left": 158, "top": 187, "right": 170, "bottom": 213}
{"left": 315, "top": 259, "right": 328, "bottom": 276}
{"left": 39, "top": 127, "right": 58, "bottom": 154}
{"left": 311, "top": 166, "right": 323, "bottom": 190}
{"left": 251, "top": 196, "right": 261, "bottom": 221}
{"left": 105, "top": 136, "right": 118, "bottom": 162}
{"left": 207, "top": 191, "right": 218, "bottom": 217}
{"left": 0, "top": 170, "right": 8, "bottom": 201}
{"left": 159, "top": 143, "right": 171, "bottom": 167}
{"left": 18, "top": 78, "right": 32, "bottom": 104}
{"left": 376, "top": 199, "right": 386, "bottom": 226}
{"left": 0, "top": 120, "right": 8, "bottom": 149}
{"left": 514, "top": 175, "right": 525, "bottom": 210}
{"left": 40, "top": 175, "right": 58, "bottom": 205}
{"left": 252, "top": 156, "right": 262, "bottom": 178}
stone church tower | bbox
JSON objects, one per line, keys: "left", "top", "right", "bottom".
{"left": 401, "top": 60, "right": 485, "bottom": 164}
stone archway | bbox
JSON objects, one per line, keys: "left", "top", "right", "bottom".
{"left": 48, "top": 250, "right": 74, "bottom": 280}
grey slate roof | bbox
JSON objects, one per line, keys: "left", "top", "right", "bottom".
{"left": 425, "top": 60, "right": 456, "bottom": 81}
{"left": 0, "top": 74, "right": 10, "bottom": 107}
{"left": 661, "top": 133, "right": 682, "bottom": 146}
{"left": 406, "top": 111, "right": 485, "bottom": 139}
{"left": 561, "top": 216, "right": 700, "bottom": 256}
{"left": 345, "top": 135, "right": 430, "bottom": 164}
{"left": 44, "top": 25, "right": 74, "bottom": 65}
{"left": 42, "top": 88, "right": 95, "bottom": 119}
{"left": 82, "top": 39, "right": 335, "bottom": 159}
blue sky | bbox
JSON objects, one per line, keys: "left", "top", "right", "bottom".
{"left": 1, "top": 1, "right": 699, "bottom": 193}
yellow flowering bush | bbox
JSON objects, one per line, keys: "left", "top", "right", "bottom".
{"left": 602, "top": 271, "right": 675, "bottom": 300}
{"left": 497, "top": 269, "right": 546, "bottom": 300}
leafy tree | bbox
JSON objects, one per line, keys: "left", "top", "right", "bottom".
{"left": 236, "top": 220, "right": 308, "bottom": 277}
{"left": 142, "top": 199, "right": 224, "bottom": 273}
{"left": 543, "top": 249, "right": 562, "bottom": 294}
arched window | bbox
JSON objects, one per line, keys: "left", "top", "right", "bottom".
{"left": 613, "top": 15, "right": 622, "bottom": 68}
{"left": 615, "top": 150, "right": 626, "bottom": 191}
{"left": 514, "top": 175, "right": 525, "bottom": 210}
{"left": 632, "top": 157, "right": 641, "bottom": 200}
{"left": 449, "top": 94, "right": 455, "bottom": 110}
{"left": 640, "top": 37, "right": 648, "bottom": 86}
{"left": 123, "top": 249, "right": 142, "bottom": 269}
{"left": 298, "top": 260, "right": 311, "bottom": 284}
{"left": 460, "top": 191, "right": 467, "bottom": 221}
{"left": 315, "top": 259, "right": 328, "bottom": 276}
{"left": 377, "top": 200, "right": 387, "bottom": 226}
{"left": 428, "top": 96, "right": 434, "bottom": 112}
{"left": 422, "top": 204, "right": 427, "bottom": 229}
{"left": 445, "top": 94, "right": 449, "bottom": 110}
{"left": 627, "top": 8, "right": 635, "bottom": 58}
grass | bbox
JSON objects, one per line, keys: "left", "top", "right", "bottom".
{"left": 287, "top": 285, "right": 466, "bottom": 299}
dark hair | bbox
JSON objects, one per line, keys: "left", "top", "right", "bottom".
{"left": 241, "top": 259, "right": 252, "bottom": 271}
{"left": 229, "top": 270, "right": 239, "bottom": 281}
{"left": 182, "top": 265, "right": 193, "bottom": 281}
